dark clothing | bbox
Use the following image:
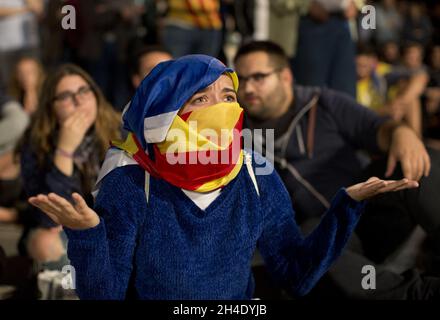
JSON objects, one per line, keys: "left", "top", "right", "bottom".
{"left": 428, "top": 69, "right": 440, "bottom": 88}
{"left": 0, "top": 245, "right": 39, "bottom": 299}
{"left": 402, "top": 15, "right": 433, "bottom": 47}
{"left": 20, "top": 136, "right": 100, "bottom": 229}
{"left": 293, "top": 16, "right": 357, "bottom": 97}
{"left": 0, "top": 176, "right": 33, "bottom": 228}
{"left": 246, "top": 85, "right": 386, "bottom": 222}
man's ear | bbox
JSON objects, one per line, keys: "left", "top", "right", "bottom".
{"left": 280, "top": 67, "right": 293, "bottom": 86}
{"left": 132, "top": 75, "right": 141, "bottom": 89}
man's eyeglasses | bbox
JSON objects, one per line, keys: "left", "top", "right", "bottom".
{"left": 53, "top": 86, "right": 92, "bottom": 105}
{"left": 237, "top": 69, "right": 282, "bottom": 86}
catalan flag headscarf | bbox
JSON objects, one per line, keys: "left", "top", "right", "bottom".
{"left": 101, "top": 55, "right": 244, "bottom": 193}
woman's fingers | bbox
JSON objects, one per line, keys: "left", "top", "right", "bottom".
{"left": 348, "top": 179, "right": 386, "bottom": 201}
{"left": 356, "top": 178, "right": 420, "bottom": 200}
{"left": 423, "top": 151, "right": 431, "bottom": 177}
{"left": 63, "top": 109, "right": 83, "bottom": 126}
{"left": 29, "top": 193, "right": 98, "bottom": 230}
{"left": 401, "top": 158, "right": 413, "bottom": 180}
{"left": 365, "top": 176, "right": 380, "bottom": 184}
{"left": 72, "top": 193, "right": 90, "bottom": 215}
{"left": 28, "top": 196, "right": 62, "bottom": 224}
{"left": 392, "top": 182, "right": 419, "bottom": 192}
{"left": 379, "top": 179, "right": 419, "bottom": 193}
{"left": 415, "top": 156, "right": 423, "bottom": 181}
{"left": 360, "top": 179, "right": 387, "bottom": 194}
{"left": 376, "top": 179, "right": 407, "bottom": 193}
{"left": 36, "top": 194, "right": 63, "bottom": 214}
{"left": 47, "top": 193, "right": 76, "bottom": 213}
{"left": 29, "top": 193, "right": 81, "bottom": 224}
{"left": 64, "top": 108, "right": 88, "bottom": 130}
{"left": 348, "top": 176, "right": 420, "bottom": 201}
{"left": 71, "top": 110, "right": 87, "bottom": 126}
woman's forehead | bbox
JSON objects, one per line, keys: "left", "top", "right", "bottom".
{"left": 198, "top": 74, "right": 234, "bottom": 92}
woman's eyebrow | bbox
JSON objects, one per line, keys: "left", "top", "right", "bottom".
{"left": 192, "top": 87, "right": 235, "bottom": 95}
{"left": 222, "top": 87, "right": 236, "bottom": 94}
{"left": 193, "top": 87, "right": 209, "bottom": 95}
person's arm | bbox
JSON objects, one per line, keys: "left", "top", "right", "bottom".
{"left": 29, "top": 166, "right": 145, "bottom": 300}
{"left": 386, "top": 72, "right": 427, "bottom": 136}
{"left": 0, "top": 207, "right": 18, "bottom": 223}
{"left": 376, "top": 120, "right": 430, "bottom": 180}
{"left": 398, "top": 72, "right": 429, "bottom": 105}
{"left": 0, "top": 0, "right": 43, "bottom": 17}
{"left": 0, "top": 6, "right": 29, "bottom": 17}
{"left": 321, "top": 88, "right": 430, "bottom": 181}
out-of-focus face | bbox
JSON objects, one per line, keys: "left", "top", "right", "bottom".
{"left": 234, "top": 52, "right": 292, "bottom": 120}
{"left": 383, "top": 42, "right": 399, "bottom": 63}
{"left": 53, "top": 75, "right": 98, "bottom": 126}
{"left": 132, "top": 51, "right": 173, "bottom": 88}
{"left": 179, "top": 74, "right": 237, "bottom": 115}
{"left": 403, "top": 46, "right": 423, "bottom": 69}
{"left": 356, "top": 54, "right": 375, "bottom": 80}
{"left": 16, "top": 58, "right": 40, "bottom": 90}
{"left": 383, "top": 0, "right": 396, "bottom": 9}
{"left": 409, "top": 3, "right": 423, "bottom": 19}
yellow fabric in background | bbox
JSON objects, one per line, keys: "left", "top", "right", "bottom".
{"left": 166, "top": 0, "right": 222, "bottom": 29}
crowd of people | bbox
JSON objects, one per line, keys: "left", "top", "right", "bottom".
{"left": 1, "top": 0, "right": 440, "bottom": 300}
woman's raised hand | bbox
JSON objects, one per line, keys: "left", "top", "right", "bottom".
{"left": 346, "top": 177, "right": 419, "bottom": 202}
{"left": 28, "top": 193, "right": 99, "bottom": 230}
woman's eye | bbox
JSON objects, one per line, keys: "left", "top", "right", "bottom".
{"left": 192, "top": 96, "right": 207, "bottom": 104}
{"left": 225, "top": 95, "right": 236, "bottom": 102}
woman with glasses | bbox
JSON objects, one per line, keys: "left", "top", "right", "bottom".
{"left": 17, "top": 64, "right": 121, "bottom": 269}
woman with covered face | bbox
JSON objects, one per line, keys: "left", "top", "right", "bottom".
{"left": 29, "top": 55, "right": 419, "bottom": 299}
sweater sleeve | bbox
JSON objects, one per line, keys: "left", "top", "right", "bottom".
{"left": 255, "top": 155, "right": 365, "bottom": 297}
{"left": 63, "top": 166, "right": 146, "bottom": 300}
{"left": 20, "top": 143, "right": 83, "bottom": 228}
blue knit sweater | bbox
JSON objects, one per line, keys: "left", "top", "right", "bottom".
{"left": 64, "top": 155, "right": 365, "bottom": 300}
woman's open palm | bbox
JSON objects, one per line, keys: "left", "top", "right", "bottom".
{"left": 28, "top": 193, "right": 99, "bottom": 230}
{"left": 346, "top": 177, "right": 419, "bottom": 202}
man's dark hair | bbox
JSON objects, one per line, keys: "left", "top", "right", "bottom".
{"left": 130, "top": 44, "right": 171, "bottom": 77}
{"left": 402, "top": 41, "right": 424, "bottom": 55}
{"left": 356, "top": 44, "right": 377, "bottom": 57}
{"left": 234, "top": 41, "right": 290, "bottom": 69}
